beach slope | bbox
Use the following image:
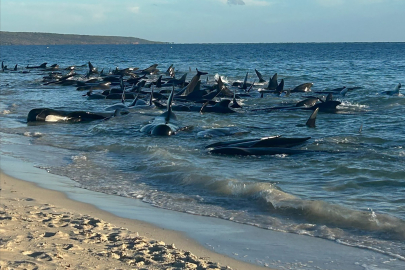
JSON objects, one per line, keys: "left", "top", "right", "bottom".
{"left": 0, "top": 172, "right": 269, "bottom": 270}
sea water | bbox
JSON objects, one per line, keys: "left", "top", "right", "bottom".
{"left": 1, "top": 43, "right": 405, "bottom": 266}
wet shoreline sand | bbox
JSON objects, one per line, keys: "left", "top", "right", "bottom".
{"left": 2, "top": 154, "right": 404, "bottom": 270}
{"left": 0, "top": 166, "right": 269, "bottom": 269}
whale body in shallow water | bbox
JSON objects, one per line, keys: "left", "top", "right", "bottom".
{"left": 209, "top": 147, "right": 315, "bottom": 156}
{"left": 206, "top": 136, "right": 312, "bottom": 156}
{"left": 381, "top": 83, "right": 401, "bottom": 96}
{"left": 27, "top": 108, "right": 111, "bottom": 123}
{"left": 140, "top": 88, "right": 181, "bottom": 136}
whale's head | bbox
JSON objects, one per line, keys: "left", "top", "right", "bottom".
{"left": 151, "top": 124, "right": 173, "bottom": 136}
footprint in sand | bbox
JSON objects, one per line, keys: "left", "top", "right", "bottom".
{"left": 5, "top": 260, "right": 38, "bottom": 270}
{"left": 41, "top": 231, "right": 70, "bottom": 239}
{"left": 62, "top": 243, "right": 83, "bottom": 251}
{"left": 22, "top": 251, "right": 53, "bottom": 261}
{"left": 43, "top": 232, "right": 56, "bottom": 237}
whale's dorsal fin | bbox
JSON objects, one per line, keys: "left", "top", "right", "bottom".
{"left": 129, "top": 94, "right": 139, "bottom": 107}
{"left": 242, "top": 72, "right": 248, "bottom": 89}
{"left": 268, "top": 73, "right": 278, "bottom": 90}
{"left": 39, "top": 62, "right": 47, "bottom": 68}
{"left": 120, "top": 77, "right": 126, "bottom": 104}
{"left": 165, "top": 86, "right": 175, "bottom": 123}
{"left": 149, "top": 86, "right": 154, "bottom": 106}
{"left": 394, "top": 83, "right": 401, "bottom": 94}
{"left": 156, "top": 75, "right": 162, "bottom": 88}
{"left": 275, "top": 79, "right": 284, "bottom": 94}
{"left": 306, "top": 107, "right": 319, "bottom": 128}
{"left": 165, "top": 64, "right": 173, "bottom": 74}
{"left": 231, "top": 88, "right": 241, "bottom": 108}
{"left": 120, "top": 76, "right": 125, "bottom": 91}
{"left": 88, "top": 61, "right": 97, "bottom": 74}
{"left": 247, "top": 80, "right": 255, "bottom": 93}
{"left": 255, "top": 69, "right": 266, "bottom": 83}
{"left": 340, "top": 87, "right": 348, "bottom": 97}
{"left": 179, "top": 73, "right": 187, "bottom": 84}
{"left": 121, "top": 91, "right": 126, "bottom": 105}
{"left": 326, "top": 93, "right": 333, "bottom": 102}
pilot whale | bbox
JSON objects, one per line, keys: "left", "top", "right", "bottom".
{"left": 381, "top": 83, "right": 401, "bottom": 96}
{"left": 206, "top": 136, "right": 313, "bottom": 156}
{"left": 27, "top": 108, "right": 111, "bottom": 123}
{"left": 140, "top": 88, "right": 182, "bottom": 136}
{"left": 26, "top": 62, "right": 47, "bottom": 69}
{"left": 206, "top": 136, "right": 311, "bottom": 149}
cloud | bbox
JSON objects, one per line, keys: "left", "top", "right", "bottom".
{"left": 244, "top": 0, "right": 271, "bottom": 6}
{"left": 228, "top": 0, "right": 245, "bottom": 5}
{"left": 129, "top": 6, "right": 140, "bottom": 14}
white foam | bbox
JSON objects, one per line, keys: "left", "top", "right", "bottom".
{"left": 214, "top": 73, "right": 229, "bottom": 84}
{"left": 23, "top": 132, "right": 43, "bottom": 137}
{"left": 72, "top": 155, "right": 87, "bottom": 161}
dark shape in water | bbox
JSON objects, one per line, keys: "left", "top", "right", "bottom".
{"left": 254, "top": 69, "right": 266, "bottom": 83}
{"left": 306, "top": 107, "right": 319, "bottom": 128}
{"left": 200, "top": 100, "right": 236, "bottom": 114}
{"left": 206, "top": 136, "right": 311, "bottom": 149}
{"left": 209, "top": 147, "right": 314, "bottom": 156}
{"left": 267, "top": 73, "right": 278, "bottom": 90}
{"left": 381, "top": 83, "right": 401, "bottom": 96}
{"left": 178, "top": 69, "right": 208, "bottom": 97}
{"left": 291, "top": 82, "right": 313, "bottom": 93}
{"left": 26, "top": 62, "right": 47, "bottom": 69}
{"left": 140, "top": 87, "right": 182, "bottom": 136}
{"left": 27, "top": 108, "right": 111, "bottom": 123}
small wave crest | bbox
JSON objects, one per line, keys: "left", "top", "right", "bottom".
{"left": 338, "top": 100, "right": 370, "bottom": 112}
{"left": 262, "top": 195, "right": 405, "bottom": 241}
{"left": 23, "top": 131, "right": 43, "bottom": 137}
{"left": 214, "top": 73, "right": 229, "bottom": 84}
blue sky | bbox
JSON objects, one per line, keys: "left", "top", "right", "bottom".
{"left": 1, "top": 0, "right": 404, "bottom": 43}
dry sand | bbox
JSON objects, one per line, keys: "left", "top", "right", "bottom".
{"left": 0, "top": 172, "right": 271, "bottom": 270}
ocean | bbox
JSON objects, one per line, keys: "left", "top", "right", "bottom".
{"left": 1, "top": 43, "right": 405, "bottom": 269}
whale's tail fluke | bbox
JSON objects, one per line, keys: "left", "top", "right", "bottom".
{"left": 196, "top": 68, "right": 208, "bottom": 76}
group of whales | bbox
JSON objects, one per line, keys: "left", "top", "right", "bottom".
{"left": 19, "top": 61, "right": 401, "bottom": 155}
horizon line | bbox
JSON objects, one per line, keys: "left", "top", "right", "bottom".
{"left": 1, "top": 31, "right": 404, "bottom": 44}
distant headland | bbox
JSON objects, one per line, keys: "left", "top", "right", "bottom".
{"left": 0, "top": 31, "right": 167, "bottom": 45}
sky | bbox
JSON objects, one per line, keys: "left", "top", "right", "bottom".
{"left": 1, "top": 0, "right": 404, "bottom": 43}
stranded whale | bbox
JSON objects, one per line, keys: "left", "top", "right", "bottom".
{"left": 27, "top": 108, "right": 111, "bottom": 123}
{"left": 140, "top": 88, "right": 182, "bottom": 136}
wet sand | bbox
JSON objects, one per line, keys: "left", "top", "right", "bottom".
{"left": 2, "top": 154, "right": 403, "bottom": 270}
{"left": 0, "top": 170, "right": 270, "bottom": 270}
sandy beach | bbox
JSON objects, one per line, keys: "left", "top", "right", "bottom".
{"left": 0, "top": 171, "right": 270, "bottom": 270}
{"left": 1, "top": 157, "right": 403, "bottom": 270}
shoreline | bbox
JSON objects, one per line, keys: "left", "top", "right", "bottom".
{"left": 0, "top": 170, "right": 269, "bottom": 269}
{"left": 1, "top": 154, "right": 405, "bottom": 270}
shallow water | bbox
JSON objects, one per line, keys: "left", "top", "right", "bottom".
{"left": 1, "top": 43, "right": 405, "bottom": 265}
